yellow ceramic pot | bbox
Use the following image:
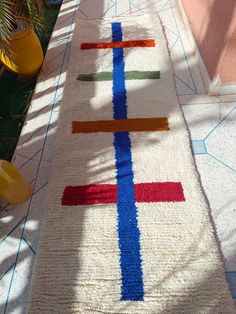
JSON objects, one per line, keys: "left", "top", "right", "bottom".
{"left": 0, "top": 160, "right": 32, "bottom": 205}
{"left": 0, "top": 28, "right": 44, "bottom": 77}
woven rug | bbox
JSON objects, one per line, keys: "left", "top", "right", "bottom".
{"left": 28, "top": 15, "right": 235, "bottom": 313}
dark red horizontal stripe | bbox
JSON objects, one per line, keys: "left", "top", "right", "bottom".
{"left": 135, "top": 182, "right": 185, "bottom": 202}
{"left": 62, "top": 184, "right": 117, "bottom": 205}
{"left": 81, "top": 40, "right": 155, "bottom": 50}
{"left": 62, "top": 182, "right": 185, "bottom": 205}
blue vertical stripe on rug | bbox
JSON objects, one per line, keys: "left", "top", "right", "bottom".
{"left": 111, "top": 22, "right": 144, "bottom": 301}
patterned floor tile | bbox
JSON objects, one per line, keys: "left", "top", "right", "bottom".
{"left": 0, "top": 265, "right": 15, "bottom": 314}
{"left": 193, "top": 154, "right": 236, "bottom": 272}
{"left": 2, "top": 240, "right": 36, "bottom": 314}
{"left": 182, "top": 102, "right": 236, "bottom": 140}
{"left": 206, "top": 107, "right": 236, "bottom": 171}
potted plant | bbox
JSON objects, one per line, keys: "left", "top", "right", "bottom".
{"left": 0, "top": 0, "right": 47, "bottom": 77}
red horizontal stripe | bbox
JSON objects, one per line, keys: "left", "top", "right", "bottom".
{"left": 81, "top": 40, "right": 155, "bottom": 50}
{"left": 135, "top": 182, "right": 185, "bottom": 202}
{"left": 62, "top": 184, "right": 117, "bottom": 205}
{"left": 62, "top": 182, "right": 185, "bottom": 205}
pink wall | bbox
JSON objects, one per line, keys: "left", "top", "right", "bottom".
{"left": 181, "top": 0, "right": 236, "bottom": 84}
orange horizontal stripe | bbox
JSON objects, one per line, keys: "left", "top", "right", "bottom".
{"left": 81, "top": 40, "right": 155, "bottom": 50}
{"left": 72, "top": 118, "right": 169, "bottom": 133}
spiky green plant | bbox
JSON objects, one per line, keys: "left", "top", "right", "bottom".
{"left": 0, "top": 0, "right": 47, "bottom": 57}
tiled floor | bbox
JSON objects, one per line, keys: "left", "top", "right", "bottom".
{"left": 0, "top": 0, "right": 236, "bottom": 313}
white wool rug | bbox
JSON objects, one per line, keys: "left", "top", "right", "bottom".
{"left": 28, "top": 15, "right": 235, "bottom": 313}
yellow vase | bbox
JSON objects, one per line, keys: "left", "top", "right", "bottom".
{"left": 0, "top": 160, "right": 32, "bottom": 205}
{"left": 0, "top": 28, "right": 44, "bottom": 77}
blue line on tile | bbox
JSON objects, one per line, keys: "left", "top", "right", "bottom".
{"left": 175, "top": 74, "right": 196, "bottom": 93}
{"left": 131, "top": 0, "right": 163, "bottom": 14}
{"left": 34, "top": 80, "right": 58, "bottom": 99}
{"left": 18, "top": 149, "right": 42, "bottom": 170}
{"left": 21, "top": 126, "right": 46, "bottom": 145}
{"left": 0, "top": 217, "right": 26, "bottom": 246}
{"left": 157, "top": 0, "right": 170, "bottom": 14}
{"left": 163, "top": 25, "right": 178, "bottom": 37}
{"left": 29, "top": 92, "right": 62, "bottom": 120}
{"left": 46, "top": 64, "right": 62, "bottom": 78}
{"left": 130, "top": 0, "right": 145, "bottom": 14}
{"left": 168, "top": 0, "right": 198, "bottom": 93}
{"left": 110, "top": 0, "right": 117, "bottom": 14}
{"left": 207, "top": 153, "right": 236, "bottom": 173}
{"left": 50, "top": 96, "right": 63, "bottom": 111}
{"left": 103, "top": 2, "right": 117, "bottom": 16}
{"left": 55, "top": 14, "right": 74, "bottom": 28}
{"left": 33, "top": 182, "right": 48, "bottom": 196}
{"left": 78, "top": 8, "right": 88, "bottom": 18}
{"left": 204, "top": 106, "right": 236, "bottom": 141}
{"left": 0, "top": 263, "right": 15, "bottom": 282}
{"left": 30, "top": 104, "right": 52, "bottom": 121}
{"left": 170, "top": 37, "right": 179, "bottom": 51}
{"left": 22, "top": 237, "right": 36, "bottom": 256}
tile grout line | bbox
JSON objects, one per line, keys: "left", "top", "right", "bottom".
{"left": 18, "top": 149, "right": 42, "bottom": 170}
{"left": 22, "top": 237, "right": 36, "bottom": 256}
{"left": 203, "top": 106, "right": 236, "bottom": 141}
{"left": 175, "top": 74, "right": 196, "bottom": 93}
{"left": 207, "top": 153, "right": 236, "bottom": 174}
{"left": 0, "top": 263, "right": 15, "bottom": 282}
{"left": 0, "top": 217, "right": 26, "bottom": 246}
{"left": 168, "top": 0, "right": 198, "bottom": 93}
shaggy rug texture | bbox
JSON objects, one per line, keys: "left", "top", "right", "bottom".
{"left": 28, "top": 15, "right": 235, "bottom": 313}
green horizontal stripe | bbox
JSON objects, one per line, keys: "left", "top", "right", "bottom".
{"left": 78, "top": 72, "right": 112, "bottom": 81}
{"left": 77, "top": 71, "right": 160, "bottom": 81}
{"left": 126, "top": 71, "right": 160, "bottom": 80}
